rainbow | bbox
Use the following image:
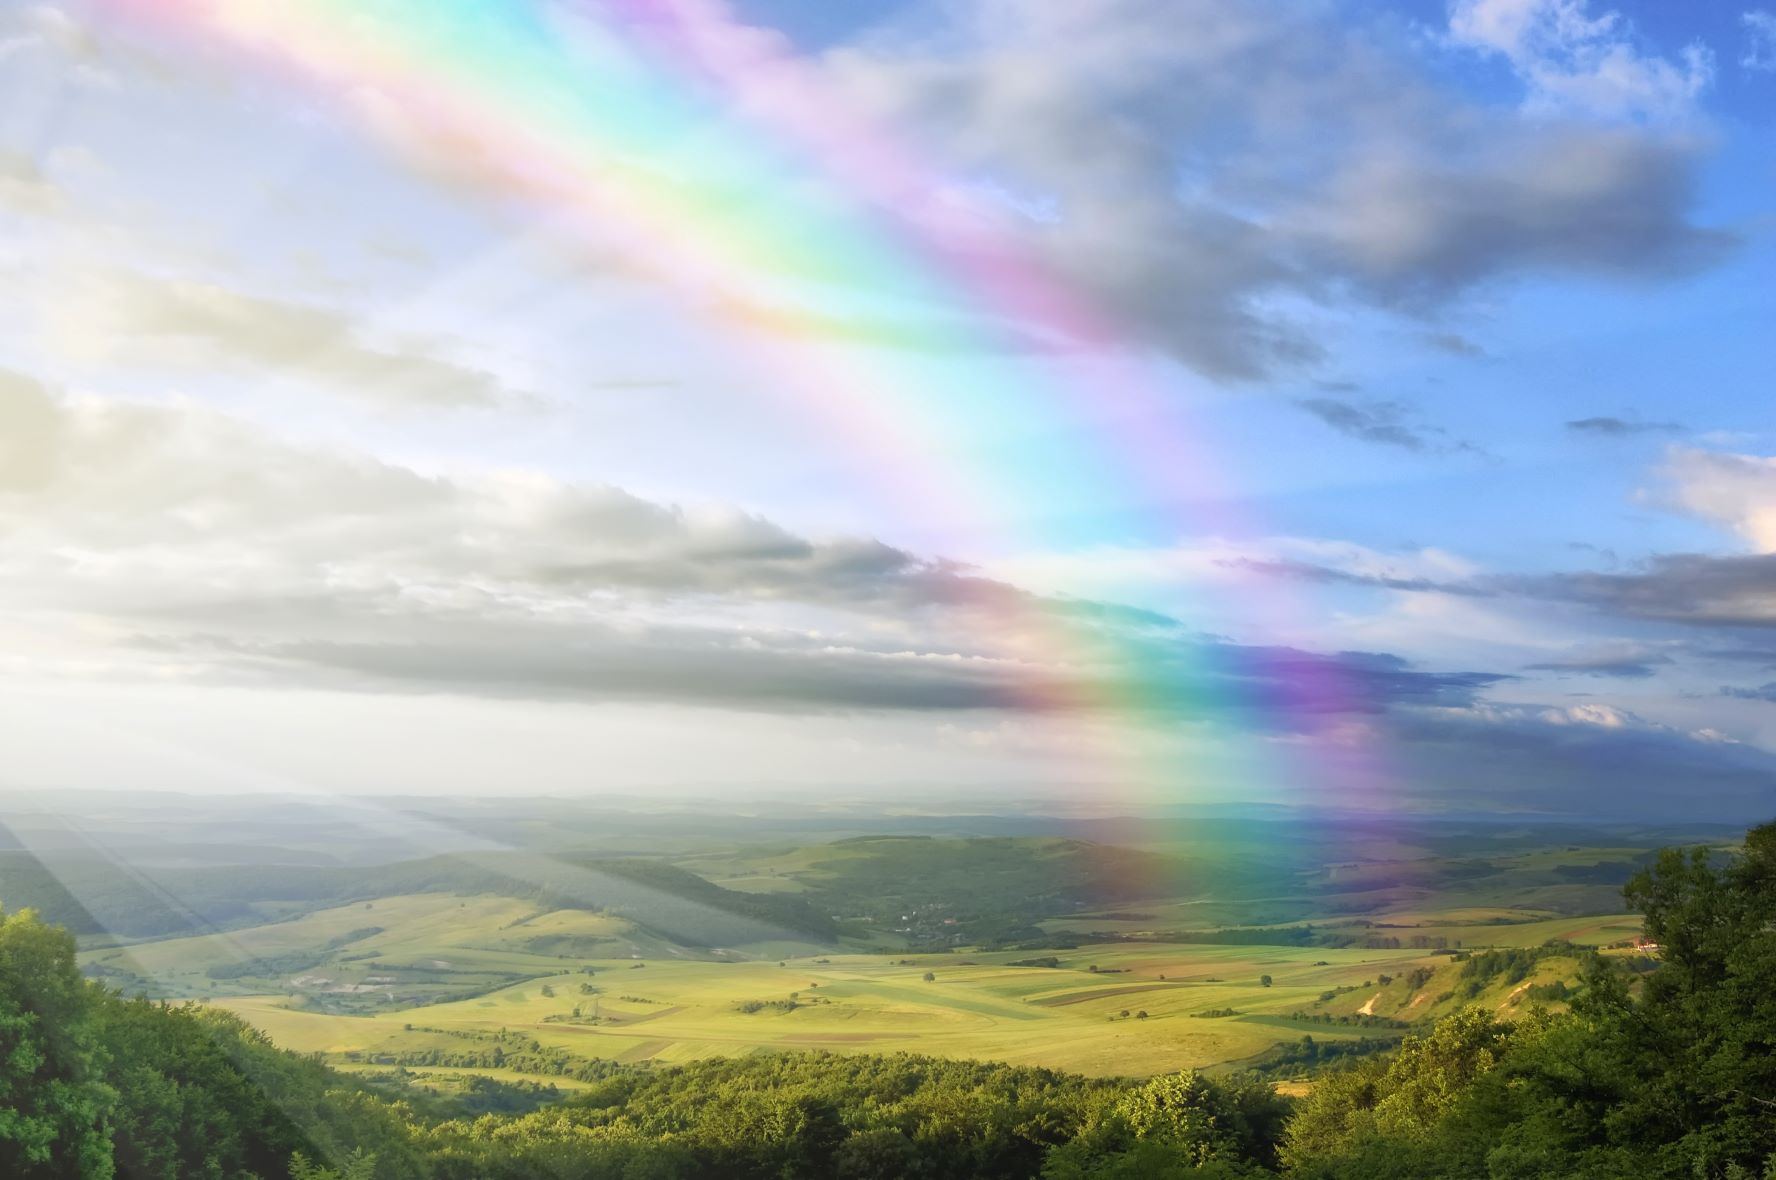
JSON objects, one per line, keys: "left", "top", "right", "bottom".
{"left": 100, "top": 0, "right": 1393, "bottom": 825}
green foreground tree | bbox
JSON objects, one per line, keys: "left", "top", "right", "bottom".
{"left": 0, "top": 908, "right": 113, "bottom": 1178}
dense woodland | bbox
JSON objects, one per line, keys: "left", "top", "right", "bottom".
{"left": 3, "top": 821, "right": 1774, "bottom": 1179}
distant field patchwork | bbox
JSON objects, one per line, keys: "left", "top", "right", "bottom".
{"left": 205, "top": 932, "right": 1607, "bottom": 1079}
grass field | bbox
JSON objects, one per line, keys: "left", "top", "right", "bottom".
{"left": 204, "top": 928, "right": 1613, "bottom": 1079}
{"left": 78, "top": 893, "right": 727, "bottom": 1005}
{"left": 67, "top": 826, "right": 1655, "bottom": 1082}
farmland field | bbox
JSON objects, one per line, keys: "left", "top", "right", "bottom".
{"left": 48, "top": 815, "right": 1665, "bottom": 1084}
{"left": 209, "top": 943, "right": 1424, "bottom": 1078}
{"left": 190, "top": 911, "right": 1637, "bottom": 1079}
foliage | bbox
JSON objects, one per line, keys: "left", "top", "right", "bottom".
{"left": 0, "top": 908, "right": 114, "bottom": 1178}
{"left": 1284, "top": 820, "right": 1776, "bottom": 1178}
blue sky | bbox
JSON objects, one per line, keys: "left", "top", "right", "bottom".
{"left": 0, "top": 0, "right": 1773, "bottom": 817}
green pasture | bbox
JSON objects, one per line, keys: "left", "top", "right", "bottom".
{"left": 213, "top": 939, "right": 1451, "bottom": 1079}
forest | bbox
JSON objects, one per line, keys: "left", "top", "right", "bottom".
{"left": 2, "top": 820, "right": 1773, "bottom": 1179}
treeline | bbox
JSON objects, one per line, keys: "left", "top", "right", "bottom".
{"left": 1249, "top": 1036, "right": 1397, "bottom": 1077}
{"left": 1167, "top": 926, "right": 1322, "bottom": 946}
{"left": 342, "top": 1030, "right": 636, "bottom": 1084}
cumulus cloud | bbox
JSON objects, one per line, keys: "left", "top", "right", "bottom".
{"left": 819, "top": 0, "right": 1731, "bottom": 377}
{"left": 1656, "top": 447, "right": 1776, "bottom": 550}
{"left": 1296, "top": 128, "right": 1727, "bottom": 305}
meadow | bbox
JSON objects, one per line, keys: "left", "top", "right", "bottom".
{"left": 50, "top": 816, "right": 1669, "bottom": 1084}
{"left": 165, "top": 903, "right": 1636, "bottom": 1080}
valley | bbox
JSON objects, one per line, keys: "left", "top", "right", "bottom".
{"left": 0, "top": 798, "right": 1679, "bottom": 1087}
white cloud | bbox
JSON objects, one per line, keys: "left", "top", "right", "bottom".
{"left": 1448, "top": 0, "right": 1714, "bottom": 120}
{"left": 0, "top": 372, "right": 1074, "bottom": 712}
{"left": 1656, "top": 446, "right": 1776, "bottom": 550}
{"left": 0, "top": 151, "right": 60, "bottom": 216}
{"left": 41, "top": 267, "right": 531, "bottom": 410}
{"left": 22, "top": 5, "right": 96, "bottom": 61}
{"left": 1745, "top": 11, "right": 1776, "bottom": 71}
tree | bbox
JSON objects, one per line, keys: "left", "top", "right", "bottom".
{"left": 922, "top": 971, "right": 936, "bottom": 983}
{"left": 1110, "top": 1069, "right": 1289, "bottom": 1170}
{"left": 0, "top": 908, "right": 114, "bottom": 1178}
{"left": 833, "top": 1127, "right": 919, "bottom": 1179}
{"left": 290, "top": 1149, "right": 378, "bottom": 1180}
{"left": 1260, "top": 975, "right": 1273, "bottom": 988}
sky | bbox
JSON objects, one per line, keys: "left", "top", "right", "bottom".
{"left": 0, "top": 0, "right": 1772, "bottom": 818}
